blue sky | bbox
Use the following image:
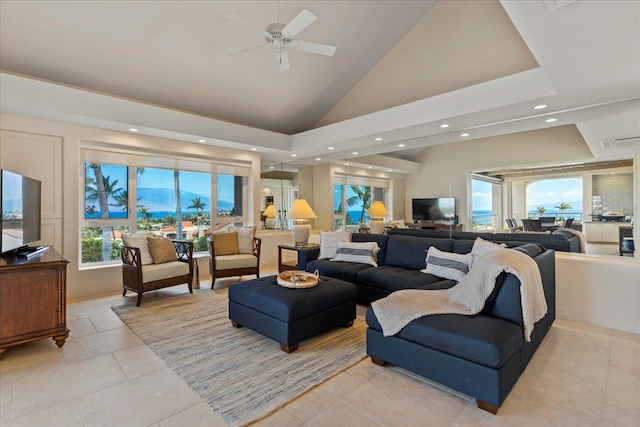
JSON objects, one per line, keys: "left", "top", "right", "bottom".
{"left": 472, "top": 178, "right": 583, "bottom": 211}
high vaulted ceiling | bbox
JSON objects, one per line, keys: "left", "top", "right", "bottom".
{"left": 1, "top": 0, "right": 639, "bottom": 171}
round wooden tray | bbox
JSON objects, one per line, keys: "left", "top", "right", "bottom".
{"left": 277, "top": 270, "right": 319, "bottom": 288}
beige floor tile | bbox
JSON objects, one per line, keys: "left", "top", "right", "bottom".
{"left": 315, "top": 369, "right": 369, "bottom": 400}
{"left": 78, "top": 368, "right": 202, "bottom": 427}
{"left": 89, "top": 311, "right": 126, "bottom": 332}
{"left": 11, "top": 353, "right": 128, "bottom": 419}
{"left": 251, "top": 407, "right": 304, "bottom": 427}
{"left": 0, "top": 340, "right": 65, "bottom": 383}
{"left": 605, "top": 366, "right": 640, "bottom": 412}
{"left": 158, "top": 402, "right": 227, "bottom": 427}
{"left": 113, "top": 344, "right": 167, "bottom": 380}
{"left": 67, "top": 317, "right": 99, "bottom": 338}
{"left": 601, "top": 402, "right": 640, "bottom": 426}
{"left": 284, "top": 383, "right": 338, "bottom": 422}
{"left": 610, "top": 336, "right": 640, "bottom": 377}
{"left": 301, "top": 402, "right": 383, "bottom": 427}
{"left": 343, "top": 368, "right": 468, "bottom": 426}
{"left": 61, "top": 325, "right": 143, "bottom": 364}
{"left": 344, "top": 358, "right": 386, "bottom": 382}
{"left": 4, "top": 400, "right": 84, "bottom": 427}
{"left": 1, "top": 381, "right": 11, "bottom": 424}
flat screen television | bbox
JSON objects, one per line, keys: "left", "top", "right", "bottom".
{"left": 1, "top": 169, "right": 42, "bottom": 254}
{"left": 412, "top": 198, "right": 455, "bottom": 222}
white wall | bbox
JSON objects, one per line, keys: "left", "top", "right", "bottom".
{"left": 0, "top": 113, "right": 261, "bottom": 298}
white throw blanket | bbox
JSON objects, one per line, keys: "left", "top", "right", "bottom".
{"left": 371, "top": 249, "right": 548, "bottom": 342}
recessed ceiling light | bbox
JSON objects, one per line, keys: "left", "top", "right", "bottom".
{"left": 315, "top": 158, "right": 321, "bottom": 161}
{"left": 546, "top": 118, "right": 558, "bottom": 123}
{"left": 344, "top": 162, "right": 350, "bottom": 165}
{"left": 534, "top": 104, "right": 548, "bottom": 110}
{"left": 128, "top": 128, "right": 138, "bottom": 132}
{"left": 352, "top": 151, "right": 358, "bottom": 155}
{"left": 367, "top": 166, "right": 373, "bottom": 169}
{"left": 291, "top": 154, "right": 297, "bottom": 157}
{"left": 198, "top": 139, "right": 206, "bottom": 143}
{"left": 269, "top": 166, "right": 275, "bottom": 169}
{"left": 461, "top": 133, "right": 470, "bottom": 137}
{"left": 328, "top": 147, "right": 335, "bottom": 150}
{"left": 440, "top": 124, "right": 450, "bottom": 128}
{"left": 374, "top": 137, "right": 383, "bottom": 141}
{"left": 250, "top": 147, "right": 257, "bottom": 151}
{"left": 387, "top": 169, "right": 392, "bottom": 172}
{"left": 398, "top": 144, "right": 405, "bottom": 147}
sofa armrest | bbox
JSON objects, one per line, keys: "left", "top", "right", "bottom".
{"left": 297, "top": 246, "right": 321, "bottom": 271}
{"left": 253, "top": 237, "right": 262, "bottom": 258}
{"left": 121, "top": 245, "right": 142, "bottom": 268}
{"left": 172, "top": 240, "right": 194, "bottom": 264}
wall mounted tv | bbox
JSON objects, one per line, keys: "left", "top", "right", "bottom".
{"left": 412, "top": 198, "right": 456, "bottom": 222}
{"left": 1, "top": 169, "right": 42, "bottom": 254}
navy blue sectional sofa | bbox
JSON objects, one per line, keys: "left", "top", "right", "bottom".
{"left": 297, "top": 233, "right": 555, "bottom": 414}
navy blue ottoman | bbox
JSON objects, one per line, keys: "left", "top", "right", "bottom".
{"left": 228, "top": 275, "right": 357, "bottom": 352}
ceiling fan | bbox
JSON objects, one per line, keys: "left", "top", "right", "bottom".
{"left": 226, "top": 8, "right": 337, "bottom": 71}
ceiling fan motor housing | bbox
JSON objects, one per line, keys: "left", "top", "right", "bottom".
{"left": 265, "top": 23, "right": 290, "bottom": 43}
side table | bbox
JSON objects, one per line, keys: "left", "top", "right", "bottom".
{"left": 278, "top": 243, "right": 320, "bottom": 273}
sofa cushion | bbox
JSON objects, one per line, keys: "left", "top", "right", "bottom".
{"left": 511, "top": 243, "right": 545, "bottom": 258}
{"left": 357, "top": 265, "right": 445, "bottom": 292}
{"left": 212, "top": 232, "right": 239, "bottom": 256}
{"left": 421, "top": 247, "right": 473, "bottom": 281}
{"left": 215, "top": 254, "right": 258, "bottom": 270}
{"left": 385, "top": 235, "right": 454, "bottom": 270}
{"left": 352, "top": 233, "right": 389, "bottom": 266}
{"left": 147, "top": 237, "right": 178, "bottom": 264}
{"left": 141, "top": 260, "right": 189, "bottom": 282}
{"left": 366, "top": 309, "right": 523, "bottom": 369}
{"left": 332, "top": 241, "right": 380, "bottom": 266}
{"left": 122, "top": 234, "right": 154, "bottom": 265}
{"left": 319, "top": 231, "right": 352, "bottom": 259}
{"left": 306, "top": 259, "right": 372, "bottom": 283}
{"left": 229, "top": 226, "right": 256, "bottom": 254}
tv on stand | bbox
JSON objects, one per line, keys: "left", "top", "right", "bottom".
{"left": 1, "top": 169, "right": 43, "bottom": 256}
{"left": 412, "top": 198, "right": 456, "bottom": 224}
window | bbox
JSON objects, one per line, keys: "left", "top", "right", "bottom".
{"left": 526, "top": 178, "right": 583, "bottom": 222}
{"left": 471, "top": 177, "right": 501, "bottom": 231}
{"left": 333, "top": 178, "right": 388, "bottom": 230}
{"left": 80, "top": 148, "right": 251, "bottom": 266}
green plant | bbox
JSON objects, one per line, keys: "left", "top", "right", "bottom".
{"left": 554, "top": 202, "right": 572, "bottom": 220}
{"left": 535, "top": 206, "right": 547, "bottom": 217}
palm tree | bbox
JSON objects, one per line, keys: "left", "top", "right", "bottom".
{"left": 347, "top": 186, "right": 372, "bottom": 224}
{"left": 187, "top": 196, "right": 206, "bottom": 217}
{"left": 174, "top": 170, "right": 183, "bottom": 240}
{"left": 88, "top": 164, "right": 123, "bottom": 261}
{"left": 535, "top": 206, "right": 547, "bottom": 218}
{"left": 86, "top": 205, "right": 98, "bottom": 218}
{"left": 554, "top": 202, "right": 572, "bottom": 220}
{"left": 137, "top": 206, "right": 153, "bottom": 230}
{"left": 112, "top": 190, "right": 129, "bottom": 212}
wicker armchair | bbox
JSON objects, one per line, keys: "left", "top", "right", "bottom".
{"left": 208, "top": 235, "right": 261, "bottom": 288}
{"left": 121, "top": 240, "right": 194, "bottom": 306}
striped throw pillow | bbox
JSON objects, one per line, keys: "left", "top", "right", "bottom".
{"left": 331, "top": 241, "right": 380, "bottom": 266}
{"left": 421, "top": 247, "right": 473, "bottom": 281}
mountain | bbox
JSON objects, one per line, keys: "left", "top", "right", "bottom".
{"left": 136, "top": 188, "right": 233, "bottom": 212}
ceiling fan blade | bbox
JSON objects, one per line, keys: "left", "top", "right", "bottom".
{"left": 226, "top": 44, "right": 268, "bottom": 57}
{"left": 277, "top": 50, "right": 291, "bottom": 71}
{"left": 226, "top": 14, "right": 271, "bottom": 40}
{"left": 282, "top": 9, "right": 316, "bottom": 38}
{"left": 293, "top": 40, "right": 337, "bottom": 56}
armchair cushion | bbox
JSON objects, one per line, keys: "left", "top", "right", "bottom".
{"left": 122, "top": 234, "right": 154, "bottom": 265}
{"left": 212, "top": 232, "right": 239, "bottom": 256}
{"left": 215, "top": 254, "right": 258, "bottom": 270}
{"left": 141, "top": 261, "right": 190, "bottom": 282}
{"left": 229, "top": 226, "right": 257, "bottom": 254}
{"left": 147, "top": 237, "right": 178, "bottom": 264}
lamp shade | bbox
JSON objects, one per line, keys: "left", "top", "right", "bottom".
{"left": 263, "top": 204, "right": 277, "bottom": 217}
{"left": 366, "top": 201, "right": 389, "bottom": 217}
{"left": 288, "top": 199, "right": 317, "bottom": 219}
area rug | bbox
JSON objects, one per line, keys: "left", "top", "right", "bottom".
{"left": 112, "top": 289, "right": 367, "bottom": 426}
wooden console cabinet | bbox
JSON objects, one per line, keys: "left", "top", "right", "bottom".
{"left": 0, "top": 248, "right": 70, "bottom": 357}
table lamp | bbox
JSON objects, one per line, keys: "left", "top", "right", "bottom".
{"left": 367, "top": 201, "right": 389, "bottom": 234}
{"left": 287, "top": 199, "right": 317, "bottom": 245}
{"left": 263, "top": 204, "right": 277, "bottom": 229}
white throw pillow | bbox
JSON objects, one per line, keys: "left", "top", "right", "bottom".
{"left": 229, "top": 225, "right": 257, "bottom": 254}
{"left": 331, "top": 241, "right": 380, "bottom": 266}
{"left": 121, "top": 234, "right": 154, "bottom": 265}
{"left": 319, "top": 230, "right": 352, "bottom": 259}
{"left": 420, "top": 247, "right": 473, "bottom": 281}
{"left": 470, "top": 237, "right": 506, "bottom": 258}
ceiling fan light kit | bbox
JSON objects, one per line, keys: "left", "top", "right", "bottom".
{"left": 226, "top": 9, "right": 337, "bottom": 71}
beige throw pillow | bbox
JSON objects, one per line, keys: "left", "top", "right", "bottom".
{"left": 121, "top": 234, "right": 154, "bottom": 265}
{"left": 319, "top": 230, "right": 352, "bottom": 259}
{"left": 147, "top": 237, "right": 178, "bottom": 264}
{"left": 229, "top": 226, "right": 256, "bottom": 254}
{"left": 212, "top": 232, "right": 239, "bottom": 256}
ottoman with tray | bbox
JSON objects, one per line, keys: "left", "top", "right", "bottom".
{"left": 228, "top": 273, "right": 357, "bottom": 352}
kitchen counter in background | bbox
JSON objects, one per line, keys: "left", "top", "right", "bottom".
{"left": 584, "top": 221, "right": 632, "bottom": 243}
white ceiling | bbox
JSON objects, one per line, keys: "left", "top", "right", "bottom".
{"left": 1, "top": 0, "right": 639, "bottom": 172}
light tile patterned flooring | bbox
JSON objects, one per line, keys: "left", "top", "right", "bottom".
{"left": 1, "top": 272, "right": 639, "bottom": 426}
